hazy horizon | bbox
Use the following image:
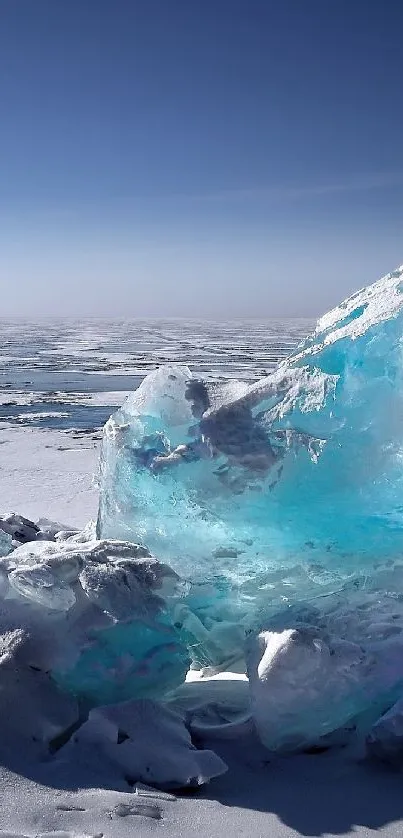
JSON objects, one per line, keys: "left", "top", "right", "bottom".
{"left": 1, "top": 1, "right": 403, "bottom": 318}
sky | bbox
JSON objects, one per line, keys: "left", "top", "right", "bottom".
{"left": 1, "top": 0, "right": 403, "bottom": 318}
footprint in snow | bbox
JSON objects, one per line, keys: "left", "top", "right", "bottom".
{"left": 108, "top": 801, "right": 162, "bottom": 820}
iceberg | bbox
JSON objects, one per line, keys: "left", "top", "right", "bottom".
{"left": 96, "top": 265, "right": 403, "bottom": 745}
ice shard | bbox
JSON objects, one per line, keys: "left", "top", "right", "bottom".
{"left": 98, "top": 266, "right": 403, "bottom": 603}
{"left": 0, "top": 529, "right": 12, "bottom": 557}
{"left": 97, "top": 265, "right": 403, "bottom": 743}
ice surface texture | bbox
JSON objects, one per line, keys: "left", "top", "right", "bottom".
{"left": 97, "top": 265, "right": 403, "bottom": 746}
{"left": 247, "top": 624, "right": 403, "bottom": 752}
{"left": 0, "top": 538, "right": 189, "bottom": 706}
{"left": 0, "top": 529, "right": 12, "bottom": 556}
{"left": 0, "top": 532, "right": 228, "bottom": 785}
{"left": 98, "top": 265, "right": 403, "bottom": 607}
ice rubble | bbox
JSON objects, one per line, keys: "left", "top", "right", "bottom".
{"left": 3, "top": 265, "right": 403, "bottom": 766}
{"left": 0, "top": 536, "right": 190, "bottom": 705}
{"left": 95, "top": 265, "right": 403, "bottom": 749}
{"left": 246, "top": 625, "right": 403, "bottom": 752}
{"left": 0, "top": 526, "right": 227, "bottom": 785}
{"left": 0, "top": 513, "right": 41, "bottom": 544}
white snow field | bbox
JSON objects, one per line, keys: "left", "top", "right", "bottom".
{"left": 0, "top": 425, "right": 99, "bottom": 526}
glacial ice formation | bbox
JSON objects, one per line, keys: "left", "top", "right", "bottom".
{"left": 98, "top": 265, "right": 403, "bottom": 611}
{"left": 96, "top": 265, "right": 403, "bottom": 747}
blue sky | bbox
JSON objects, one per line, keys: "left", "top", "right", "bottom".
{"left": 1, "top": 0, "right": 403, "bottom": 317}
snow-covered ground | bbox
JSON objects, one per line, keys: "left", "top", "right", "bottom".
{"left": 1, "top": 424, "right": 403, "bottom": 838}
{"left": 0, "top": 425, "right": 99, "bottom": 527}
{"left": 2, "top": 733, "right": 403, "bottom": 838}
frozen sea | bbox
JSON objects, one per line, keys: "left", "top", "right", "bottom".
{"left": 0, "top": 318, "right": 312, "bottom": 432}
{"left": 2, "top": 316, "right": 403, "bottom": 838}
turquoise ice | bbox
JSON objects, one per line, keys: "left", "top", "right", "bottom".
{"left": 98, "top": 265, "right": 403, "bottom": 611}
{"left": 3, "top": 267, "right": 403, "bottom": 751}
{"left": 96, "top": 265, "right": 403, "bottom": 745}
